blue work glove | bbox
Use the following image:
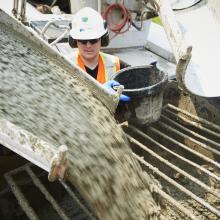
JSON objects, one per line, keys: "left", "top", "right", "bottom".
{"left": 103, "top": 80, "right": 131, "bottom": 102}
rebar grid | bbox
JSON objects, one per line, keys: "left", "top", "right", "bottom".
{"left": 4, "top": 164, "right": 94, "bottom": 220}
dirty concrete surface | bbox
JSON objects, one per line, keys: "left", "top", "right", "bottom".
{"left": 0, "top": 21, "right": 161, "bottom": 219}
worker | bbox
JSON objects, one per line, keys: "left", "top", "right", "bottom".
{"left": 68, "top": 7, "right": 130, "bottom": 101}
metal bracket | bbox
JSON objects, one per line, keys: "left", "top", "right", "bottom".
{"left": 115, "top": 84, "right": 124, "bottom": 97}
{"left": 111, "top": 84, "right": 124, "bottom": 107}
{"left": 12, "top": 0, "right": 27, "bottom": 23}
{"left": 48, "top": 145, "right": 69, "bottom": 182}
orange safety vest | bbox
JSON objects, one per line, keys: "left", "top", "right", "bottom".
{"left": 75, "top": 51, "right": 120, "bottom": 84}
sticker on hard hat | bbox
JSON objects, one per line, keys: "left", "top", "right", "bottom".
{"left": 82, "top": 17, "right": 88, "bottom": 22}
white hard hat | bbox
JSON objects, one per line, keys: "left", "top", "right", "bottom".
{"left": 70, "top": 7, "right": 107, "bottom": 40}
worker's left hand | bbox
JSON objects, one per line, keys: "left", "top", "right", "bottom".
{"left": 103, "top": 80, "right": 131, "bottom": 102}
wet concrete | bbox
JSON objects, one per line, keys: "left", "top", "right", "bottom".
{"left": 0, "top": 21, "right": 160, "bottom": 219}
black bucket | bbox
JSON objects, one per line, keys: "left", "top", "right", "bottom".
{"left": 113, "top": 63, "right": 168, "bottom": 126}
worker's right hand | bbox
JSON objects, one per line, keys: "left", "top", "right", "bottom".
{"left": 103, "top": 80, "right": 131, "bottom": 102}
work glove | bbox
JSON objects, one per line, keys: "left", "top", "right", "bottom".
{"left": 103, "top": 80, "right": 131, "bottom": 102}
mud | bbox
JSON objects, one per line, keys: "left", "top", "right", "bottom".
{"left": 0, "top": 22, "right": 161, "bottom": 219}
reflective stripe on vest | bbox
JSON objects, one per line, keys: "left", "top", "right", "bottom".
{"left": 74, "top": 50, "right": 120, "bottom": 84}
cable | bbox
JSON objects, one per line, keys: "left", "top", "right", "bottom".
{"left": 102, "top": 3, "right": 132, "bottom": 39}
{"left": 131, "top": 10, "right": 148, "bottom": 31}
{"left": 172, "top": 0, "right": 202, "bottom": 11}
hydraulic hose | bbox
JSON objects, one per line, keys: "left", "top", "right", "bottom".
{"left": 102, "top": 3, "right": 132, "bottom": 36}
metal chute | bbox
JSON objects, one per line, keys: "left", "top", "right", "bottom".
{"left": 155, "top": 0, "right": 220, "bottom": 97}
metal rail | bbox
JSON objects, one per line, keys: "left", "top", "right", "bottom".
{"left": 149, "top": 125, "right": 220, "bottom": 169}
{"left": 25, "top": 166, "right": 69, "bottom": 220}
{"left": 4, "top": 167, "right": 39, "bottom": 220}
{"left": 160, "top": 114, "right": 220, "bottom": 150}
{"left": 126, "top": 134, "right": 220, "bottom": 199}
{"left": 128, "top": 124, "right": 220, "bottom": 182}
{"left": 60, "top": 181, "right": 97, "bottom": 220}
{"left": 165, "top": 104, "right": 220, "bottom": 137}
{"left": 4, "top": 163, "right": 94, "bottom": 220}
{"left": 12, "top": 0, "right": 27, "bottom": 23}
{"left": 131, "top": 149, "right": 220, "bottom": 218}
{"left": 122, "top": 104, "right": 220, "bottom": 219}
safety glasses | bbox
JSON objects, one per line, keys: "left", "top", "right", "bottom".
{"left": 77, "top": 38, "right": 100, "bottom": 45}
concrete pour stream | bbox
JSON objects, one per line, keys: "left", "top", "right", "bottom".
{"left": 0, "top": 21, "right": 161, "bottom": 220}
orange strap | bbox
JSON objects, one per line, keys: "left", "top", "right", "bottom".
{"left": 96, "top": 55, "right": 106, "bottom": 84}
{"left": 77, "top": 53, "right": 106, "bottom": 84}
{"left": 77, "top": 52, "right": 119, "bottom": 84}
{"left": 77, "top": 53, "right": 87, "bottom": 72}
{"left": 115, "top": 56, "right": 120, "bottom": 72}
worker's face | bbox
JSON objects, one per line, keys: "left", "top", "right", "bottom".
{"left": 77, "top": 39, "right": 101, "bottom": 61}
